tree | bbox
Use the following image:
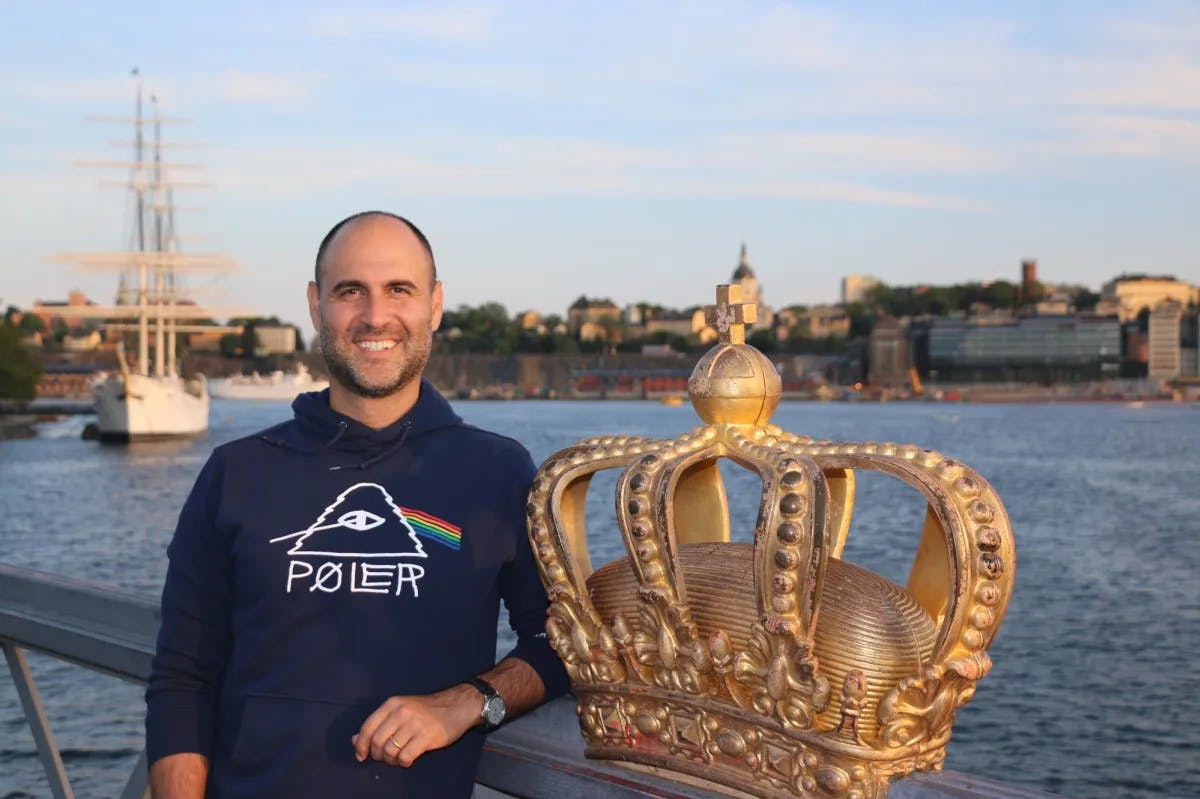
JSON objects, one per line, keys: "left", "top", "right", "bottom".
{"left": 19, "top": 314, "right": 45, "bottom": 334}
{"left": 219, "top": 333, "right": 243, "bottom": 357}
{"left": 981, "top": 281, "right": 1020, "bottom": 310}
{"left": 1073, "top": 290, "right": 1101, "bottom": 312}
{"left": 0, "top": 323, "right": 42, "bottom": 400}
{"left": 438, "top": 303, "right": 519, "bottom": 353}
{"left": 748, "top": 329, "right": 778, "bottom": 353}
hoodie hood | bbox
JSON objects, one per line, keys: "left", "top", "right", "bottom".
{"left": 258, "top": 379, "right": 462, "bottom": 470}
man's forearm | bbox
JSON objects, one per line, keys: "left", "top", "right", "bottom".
{"left": 478, "top": 656, "right": 546, "bottom": 721}
{"left": 149, "top": 752, "right": 208, "bottom": 799}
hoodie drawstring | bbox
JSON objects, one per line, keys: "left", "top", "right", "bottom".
{"left": 260, "top": 419, "right": 349, "bottom": 454}
{"left": 328, "top": 420, "right": 412, "bottom": 471}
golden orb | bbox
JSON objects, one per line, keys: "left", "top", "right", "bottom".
{"left": 689, "top": 343, "right": 782, "bottom": 426}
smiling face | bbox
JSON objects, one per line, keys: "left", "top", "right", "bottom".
{"left": 308, "top": 215, "right": 443, "bottom": 407}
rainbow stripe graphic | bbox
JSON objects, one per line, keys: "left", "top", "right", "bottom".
{"left": 400, "top": 507, "right": 462, "bottom": 551}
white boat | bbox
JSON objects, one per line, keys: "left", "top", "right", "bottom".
{"left": 38, "top": 72, "right": 252, "bottom": 442}
{"left": 209, "top": 364, "right": 328, "bottom": 401}
{"left": 93, "top": 370, "right": 209, "bottom": 441}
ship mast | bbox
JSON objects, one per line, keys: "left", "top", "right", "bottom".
{"left": 152, "top": 93, "right": 166, "bottom": 378}
{"left": 38, "top": 71, "right": 254, "bottom": 364}
{"left": 134, "top": 72, "right": 149, "bottom": 376}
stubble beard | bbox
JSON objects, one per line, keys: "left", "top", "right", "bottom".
{"left": 319, "top": 323, "right": 432, "bottom": 399}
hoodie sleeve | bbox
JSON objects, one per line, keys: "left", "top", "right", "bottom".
{"left": 145, "top": 450, "right": 234, "bottom": 764}
{"left": 496, "top": 447, "right": 571, "bottom": 701}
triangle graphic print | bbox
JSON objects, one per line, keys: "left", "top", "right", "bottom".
{"left": 269, "top": 482, "right": 428, "bottom": 559}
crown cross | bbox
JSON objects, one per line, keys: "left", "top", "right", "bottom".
{"left": 704, "top": 284, "right": 757, "bottom": 345}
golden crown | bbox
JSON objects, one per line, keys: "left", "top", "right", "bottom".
{"left": 526, "top": 284, "right": 1016, "bottom": 798}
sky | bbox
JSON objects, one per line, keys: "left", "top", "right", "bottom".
{"left": 1, "top": 1, "right": 1198, "bottom": 335}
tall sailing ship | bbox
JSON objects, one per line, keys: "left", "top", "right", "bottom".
{"left": 38, "top": 72, "right": 252, "bottom": 441}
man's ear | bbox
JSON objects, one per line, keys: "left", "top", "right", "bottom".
{"left": 431, "top": 280, "right": 444, "bottom": 332}
{"left": 307, "top": 281, "right": 321, "bottom": 333}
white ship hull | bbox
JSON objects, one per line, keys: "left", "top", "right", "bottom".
{"left": 209, "top": 368, "right": 328, "bottom": 401}
{"left": 93, "top": 373, "right": 209, "bottom": 441}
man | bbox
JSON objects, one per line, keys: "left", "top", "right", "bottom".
{"left": 146, "top": 211, "right": 568, "bottom": 798}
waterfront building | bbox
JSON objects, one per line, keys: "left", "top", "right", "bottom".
{"left": 253, "top": 324, "right": 297, "bottom": 356}
{"left": 1182, "top": 348, "right": 1199, "bottom": 378}
{"left": 643, "top": 316, "right": 694, "bottom": 338}
{"left": 776, "top": 305, "right": 852, "bottom": 341}
{"left": 929, "top": 313, "right": 1121, "bottom": 382}
{"left": 1100, "top": 274, "right": 1199, "bottom": 322}
{"left": 1147, "top": 301, "right": 1184, "bottom": 380}
{"left": 691, "top": 307, "right": 718, "bottom": 344}
{"left": 62, "top": 330, "right": 102, "bottom": 352}
{"left": 567, "top": 295, "right": 621, "bottom": 339}
{"left": 1183, "top": 308, "right": 1200, "bottom": 377}
{"left": 1020, "top": 259, "right": 1040, "bottom": 302}
{"left": 1034, "top": 293, "right": 1072, "bottom": 315}
{"left": 867, "top": 316, "right": 910, "bottom": 387}
{"left": 31, "top": 290, "right": 97, "bottom": 331}
{"left": 188, "top": 329, "right": 227, "bottom": 352}
{"left": 34, "top": 363, "right": 99, "bottom": 399}
{"left": 841, "top": 273, "right": 881, "bottom": 305}
{"left": 515, "top": 309, "right": 542, "bottom": 331}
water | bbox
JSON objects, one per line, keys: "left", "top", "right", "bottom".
{"left": 2, "top": 399, "right": 1198, "bottom": 798}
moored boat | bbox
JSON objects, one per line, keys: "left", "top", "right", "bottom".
{"left": 209, "top": 364, "right": 328, "bottom": 401}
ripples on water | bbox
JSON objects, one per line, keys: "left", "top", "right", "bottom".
{"left": 2, "top": 400, "right": 1197, "bottom": 798}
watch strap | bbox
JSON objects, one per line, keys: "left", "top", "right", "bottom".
{"left": 467, "top": 676, "right": 504, "bottom": 730}
{"left": 467, "top": 676, "right": 498, "bottom": 700}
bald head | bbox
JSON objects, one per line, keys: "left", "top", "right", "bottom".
{"left": 314, "top": 211, "right": 437, "bottom": 287}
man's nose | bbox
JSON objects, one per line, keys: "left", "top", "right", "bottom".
{"left": 362, "top": 292, "right": 393, "bottom": 329}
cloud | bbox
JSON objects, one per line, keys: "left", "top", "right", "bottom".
{"left": 703, "top": 132, "right": 1007, "bottom": 176}
{"left": 1055, "top": 113, "right": 1200, "bottom": 162}
{"left": 0, "top": 74, "right": 136, "bottom": 105}
{"left": 202, "top": 133, "right": 980, "bottom": 211}
{"left": 1062, "top": 58, "right": 1200, "bottom": 113}
{"left": 215, "top": 69, "right": 318, "bottom": 105}
{"left": 315, "top": 5, "right": 494, "bottom": 43}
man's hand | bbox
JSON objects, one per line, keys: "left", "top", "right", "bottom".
{"left": 352, "top": 683, "right": 481, "bottom": 767}
{"left": 352, "top": 658, "right": 546, "bottom": 768}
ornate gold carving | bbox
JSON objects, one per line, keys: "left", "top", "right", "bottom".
{"left": 836, "top": 670, "right": 868, "bottom": 744}
{"left": 733, "top": 623, "right": 831, "bottom": 728}
{"left": 529, "top": 284, "right": 1016, "bottom": 798}
{"left": 876, "top": 653, "right": 990, "bottom": 749}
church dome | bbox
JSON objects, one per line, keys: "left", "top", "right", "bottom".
{"left": 731, "top": 243, "right": 755, "bottom": 280}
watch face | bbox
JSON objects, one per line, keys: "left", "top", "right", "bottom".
{"left": 483, "top": 695, "right": 506, "bottom": 726}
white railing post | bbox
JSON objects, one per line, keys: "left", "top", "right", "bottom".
{"left": 3, "top": 641, "right": 75, "bottom": 799}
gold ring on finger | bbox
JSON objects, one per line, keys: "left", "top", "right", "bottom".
{"left": 388, "top": 737, "right": 402, "bottom": 749}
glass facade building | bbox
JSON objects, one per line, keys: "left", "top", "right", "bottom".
{"left": 928, "top": 315, "right": 1121, "bottom": 381}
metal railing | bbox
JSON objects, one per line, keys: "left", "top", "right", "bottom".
{"left": 0, "top": 562, "right": 156, "bottom": 799}
{"left": 1, "top": 562, "right": 1056, "bottom": 799}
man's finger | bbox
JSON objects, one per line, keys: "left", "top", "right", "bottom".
{"left": 371, "top": 712, "right": 411, "bottom": 762}
{"left": 355, "top": 698, "right": 397, "bottom": 762}
{"left": 396, "top": 729, "right": 430, "bottom": 768}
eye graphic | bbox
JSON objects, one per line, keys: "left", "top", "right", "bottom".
{"left": 337, "top": 510, "right": 385, "bottom": 531}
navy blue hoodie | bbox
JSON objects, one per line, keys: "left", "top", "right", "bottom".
{"left": 146, "top": 381, "right": 568, "bottom": 798}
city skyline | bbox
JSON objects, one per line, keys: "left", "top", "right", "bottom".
{"left": 1, "top": 2, "right": 1198, "bottom": 332}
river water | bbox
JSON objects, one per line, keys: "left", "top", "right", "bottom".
{"left": 1, "top": 398, "right": 1198, "bottom": 798}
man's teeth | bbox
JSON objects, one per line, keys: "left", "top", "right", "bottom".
{"left": 357, "top": 341, "right": 396, "bottom": 351}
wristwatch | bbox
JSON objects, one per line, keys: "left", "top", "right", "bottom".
{"left": 467, "top": 676, "right": 506, "bottom": 732}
